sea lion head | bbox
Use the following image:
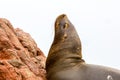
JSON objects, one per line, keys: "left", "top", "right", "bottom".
{"left": 48, "top": 14, "right": 82, "bottom": 58}
{"left": 46, "top": 14, "right": 84, "bottom": 79}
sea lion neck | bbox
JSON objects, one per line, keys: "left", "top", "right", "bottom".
{"left": 48, "top": 14, "right": 82, "bottom": 58}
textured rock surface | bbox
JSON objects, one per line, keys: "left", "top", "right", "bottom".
{"left": 0, "top": 18, "right": 46, "bottom": 80}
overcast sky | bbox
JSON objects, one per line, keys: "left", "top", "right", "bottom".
{"left": 0, "top": 0, "right": 120, "bottom": 69}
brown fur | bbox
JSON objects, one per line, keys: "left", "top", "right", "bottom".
{"left": 46, "top": 14, "right": 120, "bottom": 80}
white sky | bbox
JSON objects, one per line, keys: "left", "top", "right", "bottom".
{"left": 0, "top": 0, "right": 120, "bottom": 69}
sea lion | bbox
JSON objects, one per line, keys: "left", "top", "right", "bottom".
{"left": 46, "top": 14, "right": 120, "bottom": 80}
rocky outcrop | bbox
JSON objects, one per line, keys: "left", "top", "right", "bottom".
{"left": 0, "top": 18, "right": 46, "bottom": 80}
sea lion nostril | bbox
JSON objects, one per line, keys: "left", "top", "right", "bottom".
{"left": 62, "top": 14, "right": 66, "bottom": 18}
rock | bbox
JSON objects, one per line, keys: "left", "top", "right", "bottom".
{"left": 0, "top": 18, "right": 46, "bottom": 80}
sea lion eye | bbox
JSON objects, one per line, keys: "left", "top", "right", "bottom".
{"left": 63, "top": 23, "right": 69, "bottom": 29}
{"left": 55, "top": 22, "right": 60, "bottom": 29}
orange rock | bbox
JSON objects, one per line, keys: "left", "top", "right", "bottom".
{"left": 0, "top": 18, "right": 46, "bottom": 80}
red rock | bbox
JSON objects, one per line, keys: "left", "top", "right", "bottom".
{"left": 0, "top": 18, "right": 46, "bottom": 80}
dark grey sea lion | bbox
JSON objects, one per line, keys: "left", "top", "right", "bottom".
{"left": 46, "top": 14, "right": 120, "bottom": 80}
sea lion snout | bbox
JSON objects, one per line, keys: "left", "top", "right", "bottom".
{"left": 55, "top": 14, "right": 69, "bottom": 31}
